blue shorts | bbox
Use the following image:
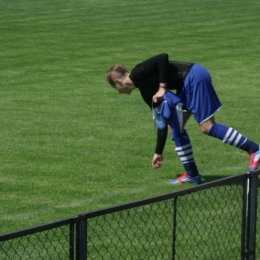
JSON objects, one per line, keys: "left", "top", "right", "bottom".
{"left": 177, "top": 64, "right": 222, "bottom": 124}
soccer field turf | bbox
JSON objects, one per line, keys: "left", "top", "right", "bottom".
{"left": 0, "top": 0, "right": 260, "bottom": 234}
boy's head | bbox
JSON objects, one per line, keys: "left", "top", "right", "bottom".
{"left": 106, "top": 64, "right": 135, "bottom": 94}
{"left": 106, "top": 64, "right": 129, "bottom": 89}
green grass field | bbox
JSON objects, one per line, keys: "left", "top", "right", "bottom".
{"left": 0, "top": 0, "right": 260, "bottom": 236}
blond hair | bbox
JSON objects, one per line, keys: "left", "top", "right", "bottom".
{"left": 105, "top": 64, "right": 129, "bottom": 88}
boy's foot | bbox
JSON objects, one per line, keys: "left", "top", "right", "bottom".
{"left": 170, "top": 172, "right": 202, "bottom": 185}
{"left": 248, "top": 150, "right": 260, "bottom": 172}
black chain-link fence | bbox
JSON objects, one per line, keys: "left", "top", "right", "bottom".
{"left": 84, "top": 177, "right": 248, "bottom": 260}
{"left": 0, "top": 171, "right": 259, "bottom": 260}
{"left": 0, "top": 219, "right": 74, "bottom": 260}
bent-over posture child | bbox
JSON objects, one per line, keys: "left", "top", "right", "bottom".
{"left": 106, "top": 53, "right": 260, "bottom": 184}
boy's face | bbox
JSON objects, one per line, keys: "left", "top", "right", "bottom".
{"left": 114, "top": 82, "right": 133, "bottom": 94}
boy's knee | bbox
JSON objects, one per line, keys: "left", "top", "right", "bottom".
{"left": 199, "top": 117, "right": 215, "bottom": 134}
{"left": 200, "top": 125, "right": 211, "bottom": 134}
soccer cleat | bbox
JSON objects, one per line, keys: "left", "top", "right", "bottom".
{"left": 170, "top": 172, "right": 202, "bottom": 185}
{"left": 248, "top": 150, "right": 260, "bottom": 172}
{"left": 152, "top": 104, "right": 167, "bottom": 129}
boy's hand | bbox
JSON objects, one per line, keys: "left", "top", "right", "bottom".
{"left": 152, "top": 154, "right": 163, "bottom": 169}
{"left": 153, "top": 87, "right": 166, "bottom": 102}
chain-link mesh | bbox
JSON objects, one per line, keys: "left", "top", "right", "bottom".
{"left": 0, "top": 225, "right": 71, "bottom": 260}
{"left": 86, "top": 181, "right": 244, "bottom": 260}
{"left": 87, "top": 200, "right": 174, "bottom": 260}
{"left": 174, "top": 182, "right": 243, "bottom": 260}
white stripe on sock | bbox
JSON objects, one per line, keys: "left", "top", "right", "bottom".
{"left": 223, "top": 127, "right": 233, "bottom": 143}
{"left": 175, "top": 144, "right": 191, "bottom": 151}
{"left": 227, "top": 130, "right": 238, "bottom": 144}
{"left": 177, "top": 148, "right": 192, "bottom": 156}
{"left": 233, "top": 134, "right": 242, "bottom": 146}
{"left": 179, "top": 154, "right": 194, "bottom": 162}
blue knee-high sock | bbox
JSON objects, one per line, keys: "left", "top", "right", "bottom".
{"left": 174, "top": 131, "right": 199, "bottom": 177}
{"left": 208, "top": 123, "right": 259, "bottom": 154}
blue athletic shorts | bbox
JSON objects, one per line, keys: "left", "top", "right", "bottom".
{"left": 177, "top": 64, "right": 222, "bottom": 124}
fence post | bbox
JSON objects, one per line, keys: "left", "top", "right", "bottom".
{"left": 172, "top": 197, "right": 177, "bottom": 260}
{"left": 70, "top": 223, "right": 75, "bottom": 260}
{"left": 241, "top": 174, "right": 249, "bottom": 259}
{"left": 243, "top": 171, "right": 259, "bottom": 260}
{"left": 76, "top": 214, "right": 87, "bottom": 260}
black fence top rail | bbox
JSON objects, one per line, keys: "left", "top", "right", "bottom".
{"left": 0, "top": 217, "right": 73, "bottom": 242}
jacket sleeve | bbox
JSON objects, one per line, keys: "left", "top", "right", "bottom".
{"left": 130, "top": 53, "right": 170, "bottom": 84}
{"left": 135, "top": 53, "right": 169, "bottom": 84}
{"left": 132, "top": 53, "right": 170, "bottom": 108}
{"left": 155, "top": 127, "right": 168, "bottom": 155}
{"left": 156, "top": 53, "right": 169, "bottom": 83}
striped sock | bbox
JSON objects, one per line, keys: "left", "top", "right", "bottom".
{"left": 208, "top": 123, "right": 259, "bottom": 154}
{"left": 174, "top": 131, "right": 199, "bottom": 177}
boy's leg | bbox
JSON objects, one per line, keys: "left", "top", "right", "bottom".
{"left": 168, "top": 104, "right": 201, "bottom": 184}
{"left": 199, "top": 116, "right": 260, "bottom": 172}
{"left": 170, "top": 130, "right": 201, "bottom": 184}
{"left": 204, "top": 120, "right": 260, "bottom": 172}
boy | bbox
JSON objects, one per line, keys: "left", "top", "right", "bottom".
{"left": 106, "top": 53, "right": 260, "bottom": 184}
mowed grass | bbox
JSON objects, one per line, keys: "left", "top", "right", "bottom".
{"left": 0, "top": 0, "right": 260, "bottom": 235}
